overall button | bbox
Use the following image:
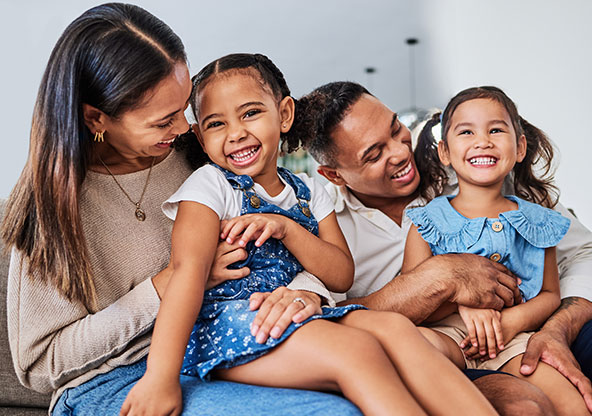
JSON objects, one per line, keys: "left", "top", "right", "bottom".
{"left": 489, "top": 253, "right": 502, "bottom": 262}
{"left": 491, "top": 221, "right": 503, "bottom": 232}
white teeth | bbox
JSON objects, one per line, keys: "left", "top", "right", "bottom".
{"left": 230, "top": 146, "right": 259, "bottom": 161}
{"left": 392, "top": 162, "right": 412, "bottom": 179}
{"left": 158, "top": 137, "right": 176, "bottom": 144}
{"left": 469, "top": 157, "right": 497, "bottom": 165}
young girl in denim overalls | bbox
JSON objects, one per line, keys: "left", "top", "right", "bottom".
{"left": 403, "top": 86, "right": 587, "bottom": 414}
{"left": 121, "top": 54, "right": 498, "bottom": 416}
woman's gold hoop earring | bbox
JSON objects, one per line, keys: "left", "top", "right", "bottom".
{"left": 94, "top": 131, "right": 104, "bottom": 142}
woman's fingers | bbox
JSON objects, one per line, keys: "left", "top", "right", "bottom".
{"left": 248, "top": 288, "right": 322, "bottom": 343}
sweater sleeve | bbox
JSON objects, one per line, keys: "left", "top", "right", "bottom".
{"left": 6, "top": 248, "right": 161, "bottom": 393}
{"left": 553, "top": 203, "right": 592, "bottom": 301}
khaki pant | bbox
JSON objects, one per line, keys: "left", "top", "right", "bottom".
{"left": 429, "top": 313, "right": 531, "bottom": 370}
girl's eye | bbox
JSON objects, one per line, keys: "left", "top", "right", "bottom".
{"left": 244, "top": 109, "right": 261, "bottom": 118}
{"left": 156, "top": 120, "right": 173, "bottom": 129}
{"left": 206, "top": 121, "right": 223, "bottom": 129}
{"left": 459, "top": 130, "right": 472, "bottom": 135}
{"left": 490, "top": 128, "right": 503, "bottom": 134}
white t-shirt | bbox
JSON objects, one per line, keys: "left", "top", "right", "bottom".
{"left": 163, "top": 163, "right": 334, "bottom": 225}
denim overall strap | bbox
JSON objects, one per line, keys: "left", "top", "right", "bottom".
{"left": 210, "top": 163, "right": 318, "bottom": 235}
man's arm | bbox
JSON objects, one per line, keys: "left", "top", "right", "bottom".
{"left": 521, "top": 297, "right": 592, "bottom": 411}
{"left": 340, "top": 253, "right": 521, "bottom": 324}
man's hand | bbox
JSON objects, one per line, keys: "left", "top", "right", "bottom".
{"left": 440, "top": 254, "right": 522, "bottom": 309}
{"left": 521, "top": 327, "right": 592, "bottom": 412}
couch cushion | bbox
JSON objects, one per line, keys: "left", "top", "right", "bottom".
{"left": 0, "top": 199, "right": 51, "bottom": 408}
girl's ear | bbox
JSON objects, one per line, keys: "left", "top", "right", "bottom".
{"left": 278, "top": 96, "right": 295, "bottom": 133}
{"left": 82, "top": 103, "right": 108, "bottom": 134}
{"left": 516, "top": 134, "right": 527, "bottom": 163}
{"left": 437, "top": 141, "right": 451, "bottom": 166}
{"left": 317, "top": 165, "right": 346, "bottom": 186}
{"left": 191, "top": 123, "right": 207, "bottom": 152}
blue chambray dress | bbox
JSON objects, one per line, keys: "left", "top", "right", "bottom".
{"left": 181, "top": 164, "right": 364, "bottom": 380}
{"left": 406, "top": 195, "right": 571, "bottom": 301}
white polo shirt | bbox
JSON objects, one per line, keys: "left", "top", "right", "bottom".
{"left": 327, "top": 182, "right": 592, "bottom": 303}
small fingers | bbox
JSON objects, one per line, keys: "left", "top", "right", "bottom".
{"left": 238, "top": 222, "right": 261, "bottom": 247}
{"left": 492, "top": 316, "right": 505, "bottom": 350}
{"left": 475, "top": 320, "right": 487, "bottom": 356}
{"left": 484, "top": 320, "right": 498, "bottom": 359}
{"left": 255, "top": 226, "right": 273, "bottom": 247}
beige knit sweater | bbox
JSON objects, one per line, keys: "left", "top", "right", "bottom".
{"left": 7, "top": 150, "right": 331, "bottom": 412}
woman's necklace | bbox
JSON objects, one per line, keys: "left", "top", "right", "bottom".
{"left": 98, "top": 155, "right": 156, "bottom": 221}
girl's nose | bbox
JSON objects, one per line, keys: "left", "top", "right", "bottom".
{"left": 227, "top": 122, "right": 247, "bottom": 143}
{"left": 474, "top": 133, "right": 493, "bottom": 148}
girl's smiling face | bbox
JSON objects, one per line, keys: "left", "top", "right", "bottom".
{"left": 194, "top": 70, "right": 293, "bottom": 188}
{"left": 439, "top": 98, "right": 527, "bottom": 191}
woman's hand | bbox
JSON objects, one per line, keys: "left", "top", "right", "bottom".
{"left": 458, "top": 305, "right": 504, "bottom": 360}
{"left": 249, "top": 287, "right": 322, "bottom": 344}
{"left": 221, "top": 214, "right": 290, "bottom": 248}
{"left": 206, "top": 240, "right": 250, "bottom": 290}
{"left": 120, "top": 373, "right": 182, "bottom": 416}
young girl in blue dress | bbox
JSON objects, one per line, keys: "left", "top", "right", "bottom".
{"left": 403, "top": 86, "right": 587, "bottom": 414}
{"left": 121, "top": 54, "right": 497, "bottom": 416}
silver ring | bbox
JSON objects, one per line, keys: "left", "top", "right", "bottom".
{"left": 292, "top": 297, "right": 307, "bottom": 308}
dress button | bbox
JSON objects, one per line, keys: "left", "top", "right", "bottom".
{"left": 491, "top": 221, "right": 503, "bottom": 232}
{"left": 490, "top": 253, "right": 501, "bottom": 262}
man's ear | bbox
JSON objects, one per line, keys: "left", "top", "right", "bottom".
{"left": 317, "top": 165, "right": 346, "bottom": 186}
{"left": 191, "top": 123, "right": 207, "bottom": 152}
{"left": 279, "top": 96, "right": 295, "bottom": 133}
{"left": 82, "top": 103, "right": 107, "bottom": 134}
{"left": 437, "top": 141, "right": 451, "bottom": 166}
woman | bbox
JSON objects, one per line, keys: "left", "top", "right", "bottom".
{"left": 1, "top": 4, "right": 357, "bottom": 415}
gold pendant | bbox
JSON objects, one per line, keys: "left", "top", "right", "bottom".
{"left": 301, "top": 205, "right": 311, "bottom": 217}
{"left": 249, "top": 195, "right": 261, "bottom": 209}
{"left": 135, "top": 206, "right": 146, "bottom": 221}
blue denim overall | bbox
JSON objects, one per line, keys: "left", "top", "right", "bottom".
{"left": 181, "top": 164, "right": 363, "bottom": 380}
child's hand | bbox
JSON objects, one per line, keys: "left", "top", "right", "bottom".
{"left": 221, "top": 214, "right": 290, "bottom": 247}
{"left": 458, "top": 305, "right": 504, "bottom": 360}
{"left": 120, "top": 373, "right": 182, "bottom": 416}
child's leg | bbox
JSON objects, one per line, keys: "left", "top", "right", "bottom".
{"left": 215, "top": 319, "right": 426, "bottom": 416}
{"left": 501, "top": 355, "right": 590, "bottom": 415}
{"left": 339, "top": 310, "right": 497, "bottom": 415}
{"left": 417, "top": 326, "right": 467, "bottom": 369}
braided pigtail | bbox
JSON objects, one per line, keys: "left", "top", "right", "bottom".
{"left": 513, "top": 117, "right": 559, "bottom": 208}
{"left": 415, "top": 112, "right": 449, "bottom": 200}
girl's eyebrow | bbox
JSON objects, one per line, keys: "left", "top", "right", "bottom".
{"left": 236, "top": 101, "right": 265, "bottom": 111}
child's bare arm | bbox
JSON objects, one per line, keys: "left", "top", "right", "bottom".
{"left": 221, "top": 212, "right": 353, "bottom": 293}
{"left": 121, "top": 202, "right": 220, "bottom": 415}
{"left": 401, "top": 225, "right": 458, "bottom": 321}
{"left": 500, "top": 247, "right": 561, "bottom": 340}
{"left": 401, "top": 225, "right": 433, "bottom": 273}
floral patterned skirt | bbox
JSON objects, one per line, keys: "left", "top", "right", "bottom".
{"left": 181, "top": 299, "right": 365, "bottom": 380}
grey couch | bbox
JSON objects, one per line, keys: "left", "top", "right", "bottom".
{"left": 0, "top": 200, "right": 51, "bottom": 415}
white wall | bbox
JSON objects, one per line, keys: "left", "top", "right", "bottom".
{"left": 1, "top": 0, "right": 590, "bottom": 227}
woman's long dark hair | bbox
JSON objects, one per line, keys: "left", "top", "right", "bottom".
{"left": 1, "top": 3, "right": 187, "bottom": 311}
{"left": 415, "top": 86, "right": 558, "bottom": 207}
